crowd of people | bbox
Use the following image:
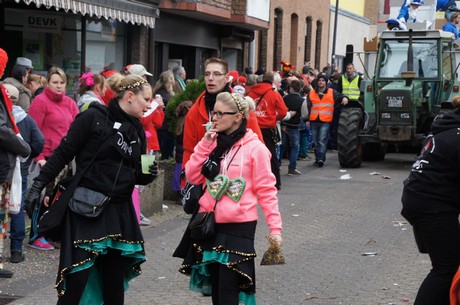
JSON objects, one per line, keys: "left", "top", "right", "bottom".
{"left": 0, "top": 43, "right": 363, "bottom": 304}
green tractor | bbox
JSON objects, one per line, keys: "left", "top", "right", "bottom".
{"left": 338, "top": 29, "right": 460, "bottom": 168}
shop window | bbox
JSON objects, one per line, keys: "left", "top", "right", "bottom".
{"left": 4, "top": 8, "right": 82, "bottom": 92}
{"left": 85, "top": 18, "right": 126, "bottom": 74}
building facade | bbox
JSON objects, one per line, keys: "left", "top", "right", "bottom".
{"left": 156, "top": 0, "right": 270, "bottom": 78}
{"left": 0, "top": 0, "right": 159, "bottom": 91}
{"left": 254, "top": 0, "right": 331, "bottom": 73}
{"left": 328, "top": 0, "right": 379, "bottom": 74}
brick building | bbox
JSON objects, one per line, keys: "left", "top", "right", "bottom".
{"left": 253, "top": 0, "right": 331, "bottom": 73}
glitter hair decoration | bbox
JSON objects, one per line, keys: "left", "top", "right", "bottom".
{"left": 231, "top": 93, "right": 243, "bottom": 114}
{"left": 116, "top": 78, "right": 148, "bottom": 93}
{"left": 80, "top": 72, "right": 95, "bottom": 87}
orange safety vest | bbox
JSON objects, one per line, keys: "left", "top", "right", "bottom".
{"left": 309, "top": 88, "right": 335, "bottom": 123}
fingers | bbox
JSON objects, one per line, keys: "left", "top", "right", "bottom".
{"left": 270, "top": 234, "right": 283, "bottom": 245}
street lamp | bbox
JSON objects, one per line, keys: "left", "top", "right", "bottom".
{"left": 331, "top": 0, "right": 339, "bottom": 71}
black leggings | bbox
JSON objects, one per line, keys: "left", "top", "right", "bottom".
{"left": 208, "top": 263, "right": 241, "bottom": 305}
{"left": 57, "top": 249, "right": 126, "bottom": 305}
{"left": 411, "top": 213, "right": 460, "bottom": 305}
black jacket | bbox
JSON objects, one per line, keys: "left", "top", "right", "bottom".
{"left": 283, "top": 93, "right": 304, "bottom": 129}
{"left": 35, "top": 102, "right": 154, "bottom": 203}
{"left": 402, "top": 108, "right": 460, "bottom": 218}
{"left": 0, "top": 90, "right": 31, "bottom": 183}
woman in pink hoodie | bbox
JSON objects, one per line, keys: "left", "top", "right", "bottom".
{"left": 181, "top": 92, "right": 282, "bottom": 305}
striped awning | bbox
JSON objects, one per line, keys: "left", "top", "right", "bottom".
{"left": 15, "top": 0, "right": 158, "bottom": 28}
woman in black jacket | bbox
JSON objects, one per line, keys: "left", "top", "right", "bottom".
{"left": 24, "top": 74, "right": 158, "bottom": 304}
{"left": 402, "top": 107, "right": 460, "bottom": 305}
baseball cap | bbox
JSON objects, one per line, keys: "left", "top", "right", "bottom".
{"left": 15, "top": 57, "right": 33, "bottom": 69}
{"left": 126, "top": 64, "right": 152, "bottom": 77}
{"left": 3, "top": 84, "right": 19, "bottom": 103}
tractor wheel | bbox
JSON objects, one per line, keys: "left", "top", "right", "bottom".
{"left": 362, "top": 143, "right": 387, "bottom": 161}
{"left": 338, "top": 107, "right": 363, "bottom": 168}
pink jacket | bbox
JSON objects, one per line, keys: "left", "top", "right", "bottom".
{"left": 185, "top": 129, "right": 282, "bottom": 235}
{"left": 29, "top": 87, "right": 79, "bottom": 161}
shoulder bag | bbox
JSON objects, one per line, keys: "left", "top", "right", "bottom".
{"left": 68, "top": 159, "right": 123, "bottom": 218}
{"left": 188, "top": 200, "right": 218, "bottom": 241}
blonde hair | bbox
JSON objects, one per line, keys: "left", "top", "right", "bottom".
{"left": 152, "top": 70, "right": 175, "bottom": 97}
{"left": 216, "top": 92, "right": 254, "bottom": 119}
{"left": 47, "top": 67, "right": 67, "bottom": 83}
{"left": 108, "top": 74, "right": 150, "bottom": 99}
{"left": 27, "top": 74, "right": 47, "bottom": 86}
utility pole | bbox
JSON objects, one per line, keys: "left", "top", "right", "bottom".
{"left": 331, "top": 0, "right": 339, "bottom": 70}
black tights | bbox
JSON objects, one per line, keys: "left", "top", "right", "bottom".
{"left": 208, "top": 263, "right": 240, "bottom": 305}
{"left": 57, "top": 249, "right": 126, "bottom": 305}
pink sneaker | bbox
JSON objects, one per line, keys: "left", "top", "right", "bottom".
{"left": 28, "top": 237, "right": 55, "bottom": 251}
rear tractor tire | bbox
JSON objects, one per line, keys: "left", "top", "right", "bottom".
{"left": 337, "top": 107, "right": 363, "bottom": 168}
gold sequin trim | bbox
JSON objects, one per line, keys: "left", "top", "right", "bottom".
{"left": 55, "top": 234, "right": 145, "bottom": 297}
{"left": 116, "top": 79, "right": 148, "bottom": 93}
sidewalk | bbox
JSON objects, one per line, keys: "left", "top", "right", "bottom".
{"left": 3, "top": 201, "right": 185, "bottom": 305}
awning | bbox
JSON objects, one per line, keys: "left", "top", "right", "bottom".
{"left": 15, "top": 0, "right": 159, "bottom": 28}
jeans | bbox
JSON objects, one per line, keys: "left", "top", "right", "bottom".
{"left": 409, "top": 213, "right": 460, "bottom": 305}
{"left": 284, "top": 128, "right": 300, "bottom": 169}
{"left": 310, "top": 121, "right": 330, "bottom": 162}
{"left": 9, "top": 175, "right": 27, "bottom": 252}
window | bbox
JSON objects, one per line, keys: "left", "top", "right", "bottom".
{"left": 315, "top": 20, "right": 323, "bottom": 70}
{"left": 273, "top": 8, "right": 283, "bottom": 71}
{"left": 379, "top": 39, "right": 438, "bottom": 78}
{"left": 304, "top": 17, "right": 312, "bottom": 64}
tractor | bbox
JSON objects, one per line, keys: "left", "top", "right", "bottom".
{"left": 338, "top": 29, "right": 460, "bottom": 168}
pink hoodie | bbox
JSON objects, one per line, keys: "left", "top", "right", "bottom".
{"left": 29, "top": 87, "right": 79, "bottom": 161}
{"left": 185, "top": 129, "right": 282, "bottom": 235}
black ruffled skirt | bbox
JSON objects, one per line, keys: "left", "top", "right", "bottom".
{"left": 178, "top": 221, "right": 257, "bottom": 304}
{"left": 56, "top": 199, "right": 145, "bottom": 302}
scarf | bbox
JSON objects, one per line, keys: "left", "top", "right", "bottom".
{"left": 204, "top": 83, "right": 232, "bottom": 113}
{"left": 201, "top": 119, "right": 247, "bottom": 181}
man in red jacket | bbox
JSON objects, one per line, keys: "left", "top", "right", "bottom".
{"left": 248, "top": 72, "right": 290, "bottom": 189}
{"left": 182, "top": 58, "right": 262, "bottom": 171}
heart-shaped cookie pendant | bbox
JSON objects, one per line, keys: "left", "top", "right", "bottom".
{"left": 207, "top": 174, "right": 230, "bottom": 200}
{"left": 226, "top": 177, "right": 246, "bottom": 202}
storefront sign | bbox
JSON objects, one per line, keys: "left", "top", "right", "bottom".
{"left": 25, "top": 14, "right": 62, "bottom": 33}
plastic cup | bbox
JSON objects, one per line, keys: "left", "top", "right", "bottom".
{"left": 141, "top": 154, "right": 156, "bottom": 174}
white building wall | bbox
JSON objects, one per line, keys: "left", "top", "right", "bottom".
{"left": 329, "top": 6, "right": 371, "bottom": 74}
{"left": 247, "top": 0, "right": 270, "bottom": 21}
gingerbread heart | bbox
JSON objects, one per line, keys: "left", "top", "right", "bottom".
{"left": 207, "top": 174, "right": 230, "bottom": 200}
{"left": 226, "top": 177, "right": 246, "bottom": 202}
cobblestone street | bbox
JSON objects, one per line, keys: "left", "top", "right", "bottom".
{"left": 4, "top": 152, "right": 428, "bottom": 305}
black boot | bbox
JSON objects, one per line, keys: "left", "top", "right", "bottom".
{"left": 0, "top": 268, "right": 13, "bottom": 278}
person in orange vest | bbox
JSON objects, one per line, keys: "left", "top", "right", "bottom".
{"left": 307, "top": 73, "right": 348, "bottom": 167}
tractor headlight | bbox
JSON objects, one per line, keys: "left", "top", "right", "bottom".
{"left": 381, "top": 113, "right": 391, "bottom": 119}
{"left": 400, "top": 113, "right": 410, "bottom": 119}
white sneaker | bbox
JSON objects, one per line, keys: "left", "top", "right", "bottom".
{"left": 139, "top": 213, "right": 151, "bottom": 226}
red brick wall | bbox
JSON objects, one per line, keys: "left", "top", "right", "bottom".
{"left": 256, "top": 0, "right": 331, "bottom": 73}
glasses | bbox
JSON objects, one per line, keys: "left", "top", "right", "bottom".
{"left": 211, "top": 111, "right": 237, "bottom": 119}
{"left": 204, "top": 71, "right": 225, "bottom": 78}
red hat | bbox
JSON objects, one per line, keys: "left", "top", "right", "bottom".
{"left": 228, "top": 70, "right": 239, "bottom": 85}
{"left": 100, "top": 69, "right": 119, "bottom": 78}
{"left": 238, "top": 75, "right": 247, "bottom": 84}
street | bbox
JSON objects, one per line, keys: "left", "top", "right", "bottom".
{"left": 3, "top": 151, "right": 428, "bottom": 305}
